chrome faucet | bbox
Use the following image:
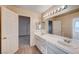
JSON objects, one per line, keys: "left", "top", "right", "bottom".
{"left": 64, "top": 39, "right": 71, "bottom": 43}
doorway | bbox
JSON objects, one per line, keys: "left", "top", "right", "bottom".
{"left": 19, "top": 16, "right": 30, "bottom": 49}
{"left": 48, "top": 21, "right": 52, "bottom": 34}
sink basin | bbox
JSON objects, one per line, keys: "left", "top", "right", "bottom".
{"left": 57, "top": 40, "right": 72, "bottom": 47}
{"left": 58, "top": 40, "right": 79, "bottom": 49}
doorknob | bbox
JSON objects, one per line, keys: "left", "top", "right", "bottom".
{"left": 3, "top": 37, "right": 7, "bottom": 39}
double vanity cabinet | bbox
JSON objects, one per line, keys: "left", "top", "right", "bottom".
{"left": 34, "top": 32, "right": 79, "bottom": 54}
{"left": 35, "top": 33, "right": 69, "bottom": 54}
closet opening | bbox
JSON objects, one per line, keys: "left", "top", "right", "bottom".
{"left": 19, "top": 16, "right": 30, "bottom": 49}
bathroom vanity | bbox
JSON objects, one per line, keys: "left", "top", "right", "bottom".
{"left": 34, "top": 32, "right": 79, "bottom": 54}
{"left": 34, "top": 5, "right": 79, "bottom": 54}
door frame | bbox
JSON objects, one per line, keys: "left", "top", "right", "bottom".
{"left": 0, "top": 7, "right": 1, "bottom": 53}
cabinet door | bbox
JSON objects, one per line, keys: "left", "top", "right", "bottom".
{"left": 1, "top": 7, "right": 18, "bottom": 54}
{"left": 35, "top": 35, "right": 46, "bottom": 54}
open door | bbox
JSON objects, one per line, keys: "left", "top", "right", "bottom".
{"left": 1, "top": 7, "right": 18, "bottom": 54}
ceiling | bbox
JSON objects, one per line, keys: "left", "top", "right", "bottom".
{"left": 16, "top": 5, "right": 52, "bottom": 13}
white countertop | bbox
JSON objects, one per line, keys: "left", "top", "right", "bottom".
{"left": 34, "top": 32, "right": 79, "bottom": 54}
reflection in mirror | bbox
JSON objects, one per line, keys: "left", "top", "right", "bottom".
{"left": 46, "top": 10, "right": 79, "bottom": 39}
{"left": 73, "top": 18, "right": 79, "bottom": 40}
{"left": 75, "top": 21, "right": 79, "bottom": 32}
{"left": 48, "top": 21, "right": 52, "bottom": 34}
{"left": 53, "top": 20, "right": 61, "bottom": 35}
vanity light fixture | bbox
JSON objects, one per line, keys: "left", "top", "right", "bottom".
{"left": 61, "top": 5, "right": 65, "bottom": 10}
{"left": 43, "top": 5, "right": 68, "bottom": 18}
{"left": 61, "top": 5, "right": 68, "bottom": 10}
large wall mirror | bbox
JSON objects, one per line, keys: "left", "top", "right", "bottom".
{"left": 43, "top": 10, "right": 79, "bottom": 39}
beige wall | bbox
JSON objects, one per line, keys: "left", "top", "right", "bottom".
{"left": 4, "top": 6, "right": 41, "bottom": 46}
{"left": 52, "top": 11, "right": 79, "bottom": 38}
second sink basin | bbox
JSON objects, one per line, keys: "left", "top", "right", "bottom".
{"left": 58, "top": 39, "right": 79, "bottom": 49}
{"left": 57, "top": 40, "right": 72, "bottom": 47}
